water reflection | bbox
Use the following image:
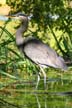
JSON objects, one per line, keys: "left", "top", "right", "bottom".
{"left": 34, "top": 91, "right": 72, "bottom": 108}
{"left": 0, "top": 90, "right": 72, "bottom": 108}
{"left": 0, "top": 76, "right": 72, "bottom": 108}
{"left": 35, "top": 93, "right": 47, "bottom": 108}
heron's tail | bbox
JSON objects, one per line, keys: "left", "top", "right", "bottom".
{"left": 56, "top": 56, "right": 68, "bottom": 71}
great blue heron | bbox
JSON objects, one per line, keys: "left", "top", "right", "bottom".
{"left": 7, "top": 13, "right": 67, "bottom": 89}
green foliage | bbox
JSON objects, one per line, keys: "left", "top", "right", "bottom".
{"left": 0, "top": 22, "right": 37, "bottom": 80}
{"left": 6, "top": 0, "right": 72, "bottom": 59}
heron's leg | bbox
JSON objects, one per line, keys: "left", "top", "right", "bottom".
{"left": 36, "top": 72, "right": 41, "bottom": 89}
{"left": 40, "top": 67, "right": 46, "bottom": 89}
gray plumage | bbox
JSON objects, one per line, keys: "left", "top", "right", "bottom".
{"left": 10, "top": 13, "right": 67, "bottom": 89}
{"left": 23, "top": 37, "right": 67, "bottom": 70}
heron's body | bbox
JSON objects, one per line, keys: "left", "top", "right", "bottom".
{"left": 19, "top": 37, "right": 67, "bottom": 70}
{"left": 9, "top": 13, "right": 67, "bottom": 89}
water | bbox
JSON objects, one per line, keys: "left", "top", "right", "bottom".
{"left": 0, "top": 90, "right": 72, "bottom": 108}
{"left": 0, "top": 76, "right": 72, "bottom": 108}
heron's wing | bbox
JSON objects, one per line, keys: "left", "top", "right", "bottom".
{"left": 23, "top": 38, "right": 67, "bottom": 70}
{"left": 24, "top": 40, "right": 58, "bottom": 67}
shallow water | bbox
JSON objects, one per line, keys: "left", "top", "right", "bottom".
{"left": 0, "top": 75, "right": 72, "bottom": 108}
{"left": 0, "top": 90, "right": 72, "bottom": 108}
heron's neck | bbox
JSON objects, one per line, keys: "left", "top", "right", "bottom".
{"left": 16, "top": 20, "right": 28, "bottom": 46}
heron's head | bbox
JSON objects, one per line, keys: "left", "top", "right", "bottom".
{"left": 6, "top": 12, "right": 33, "bottom": 22}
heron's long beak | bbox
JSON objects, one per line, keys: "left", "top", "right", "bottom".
{"left": 5, "top": 13, "right": 33, "bottom": 20}
{"left": 5, "top": 14, "right": 19, "bottom": 20}
{"left": 5, "top": 15, "right": 14, "bottom": 18}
